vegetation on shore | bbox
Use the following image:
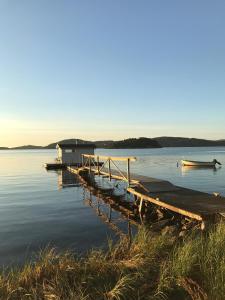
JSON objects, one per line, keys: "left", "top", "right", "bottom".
{"left": 1, "top": 221, "right": 225, "bottom": 300}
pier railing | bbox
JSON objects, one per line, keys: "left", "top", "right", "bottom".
{"left": 81, "top": 154, "right": 136, "bottom": 187}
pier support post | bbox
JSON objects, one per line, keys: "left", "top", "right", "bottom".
{"left": 97, "top": 156, "right": 100, "bottom": 175}
{"left": 201, "top": 216, "right": 215, "bottom": 231}
{"left": 82, "top": 155, "right": 84, "bottom": 168}
{"left": 108, "top": 205, "right": 112, "bottom": 222}
{"left": 89, "top": 157, "right": 91, "bottom": 174}
{"left": 139, "top": 198, "right": 144, "bottom": 224}
{"left": 108, "top": 159, "right": 112, "bottom": 181}
{"left": 127, "top": 158, "right": 130, "bottom": 187}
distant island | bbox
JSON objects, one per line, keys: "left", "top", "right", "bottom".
{"left": 1, "top": 136, "right": 225, "bottom": 150}
{"left": 154, "top": 136, "right": 225, "bottom": 147}
{"left": 107, "top": 137, "right": 161, "bottom": 149}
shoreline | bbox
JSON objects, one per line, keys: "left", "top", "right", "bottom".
{"left": 2, "top": 144, "right": 225, "bottom": 151}
{"left": 1, "top": 223, "right": 224, "bottom": 299}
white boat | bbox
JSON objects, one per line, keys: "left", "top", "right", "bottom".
{"left": 181, "top": 159, "right": 221, "bottom": 167}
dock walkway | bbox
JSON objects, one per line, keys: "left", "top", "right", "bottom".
{"left": 67, "top": 156, "right": 225, "bottom": 224}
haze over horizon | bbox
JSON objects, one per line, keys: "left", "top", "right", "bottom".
{"left": 1, "top": 0, "right": 225, "bottom": 147}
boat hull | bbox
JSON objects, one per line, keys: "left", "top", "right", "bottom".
{"left": 181, "top": 160, "right": 216, "bottom": 167}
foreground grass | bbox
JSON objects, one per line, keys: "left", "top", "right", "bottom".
{"left": 159, "top": 221, "right": 225, "bottom": 300}
{"left": 1, "top": 222, "right": 225, "bottom": 300}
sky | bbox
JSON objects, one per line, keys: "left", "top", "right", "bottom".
{"left": 0, "top": 0, "right": 225, "bottom": 147}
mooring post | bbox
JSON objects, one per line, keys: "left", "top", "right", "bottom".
{"left": 97, "top": 156, "right": 100, "bottom": 175}
{"left": 108, "top": 158, "right": 111, "bottom": 181}
{"left": 89, "top": 157, "right": 91, "bottom": 174}
{"left": 139, "top": 198, "right": 144, "bottom": 224}
{"left": 97, "top": 198, "right": 100, "bottom": 215}
{"left": 127, "top": 158, "right": 130, "bottom": 187}
{"left": 81, "top": 155, "right": 84, "bottom": 168}
{"left": 108, "top": 205, "right": 112, "bottom": 222}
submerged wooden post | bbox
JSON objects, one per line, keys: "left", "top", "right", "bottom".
{"left": 81, "top": 155, "right": 84, "bottom": 168}
{"left": 89, "top": 157, "right": 91, "bottom": 173}
{"left": 108, "top": 205, "right": 112, "bottom": 222}
{"left": 97, "top": 156, "right": 100, "bottom": 175}
{"left": 139, "top": 198, "right": 144, "bottom": 224}
{"left": 97, "top": 198, "right": 100, "bottom": 215}
{"left": 108, "top": 158, "right": 111, "bottom": 181}
{"left": 127, "top": 158, "right": 130, "bottom": 187}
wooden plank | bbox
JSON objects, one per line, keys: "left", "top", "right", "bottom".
{"left": 81, "top": 167, "right": 139, "bottom": 184}
{"left": 67, "top": 165, "right": 225, "bottom": 221}
{"left": 82, "top": 154, "right": 136, "bottom": 162}
{"left": 127, "top": 187, "right": 203, "bottom": 221}
{"left": 73, "top": 165, "right": 203, "bottom": 220}
{"left": 127, "top": 158, "right": 130, "bottom": 186}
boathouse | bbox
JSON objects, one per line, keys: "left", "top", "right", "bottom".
{"left": 56, "top": 142, "right": 95, "bottom": 165}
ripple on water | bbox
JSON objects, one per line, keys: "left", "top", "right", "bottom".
{"left": 0, "top": 147, "right": 225, "bottom": 266}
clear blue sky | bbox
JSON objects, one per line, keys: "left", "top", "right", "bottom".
{"left": 0, "top": 0, "right": 225, "bottom": 146}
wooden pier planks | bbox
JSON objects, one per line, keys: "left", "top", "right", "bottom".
{"left": 67, "top": 166, "right": 225, "bottom": 221}
{"left": 127, "top": 185, "right": 225, "bottom": 221}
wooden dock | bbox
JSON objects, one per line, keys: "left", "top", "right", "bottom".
{"left": 44, "top": 162, "right": 67, "bottom": 170}
{"left": 67, "top": 154, "right": 225, "bottom": 226}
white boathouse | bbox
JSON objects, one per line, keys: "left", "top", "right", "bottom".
{"left": 56, "top": 142, "right": 95, "bottom": 165}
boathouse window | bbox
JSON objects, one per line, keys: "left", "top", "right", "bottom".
{"left": 65, "top": 149, "right": 72, "bottom": 153}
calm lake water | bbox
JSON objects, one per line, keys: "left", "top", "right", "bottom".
{"left": 0, "top": 147, "right": 225, "bottom": 266}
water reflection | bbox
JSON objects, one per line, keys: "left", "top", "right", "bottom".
{"left": 181, "top": 165, "right": 222, "bottom": 176}
{"left": 84, "top": 190, "right": 135, "bottom": 238}
{"left": 58, "top": 170, "right": 81, "bottom": 188}
{"left": 57, "top": 170, "right": 137, "bottom": 238}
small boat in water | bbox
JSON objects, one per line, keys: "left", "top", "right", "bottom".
{"left": 181, "top": 159, "right": 222, "bottom": 167}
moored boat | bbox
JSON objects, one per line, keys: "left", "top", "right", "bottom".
{"left": 181, "top": 159, "right": 222, "bottom": 167}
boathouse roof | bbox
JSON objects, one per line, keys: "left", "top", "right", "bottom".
{"left": 57, "top": 143, "right": 96, "bottom": 149}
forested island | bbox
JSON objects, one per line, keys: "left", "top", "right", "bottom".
{"left": 1, "top": 136, "right": 225, "bottom": 149}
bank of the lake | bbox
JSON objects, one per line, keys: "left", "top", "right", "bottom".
{"left": 1, "top": 222, "right": 225, "bottom": 299}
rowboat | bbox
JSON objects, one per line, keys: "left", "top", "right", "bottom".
{"left": 181, "top": 159, "right": 221, "bottom": 167}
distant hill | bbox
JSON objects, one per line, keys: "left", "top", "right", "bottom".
{"left": 12, "top": 145, "right": 43, "bottom": 150}
{"left": 109, "top": 137, "right": 161, "bottom": 149}
{"left": 45, "top": 138, "right": 160, "bottom": 149}
{"left": 94, "top": 140, "right": 114, "bottom": 148}
{"left": 153, "top": 137, "right": 225, "bottom": 147}
{"left": 2, "top": 136, "right": 225, "bottom": 150}
{"left": 45, "top": 139, "right": 90, "bottom": 149}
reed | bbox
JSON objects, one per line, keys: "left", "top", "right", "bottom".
{"left": 1, "top": 223, "right": 225, "bottom": 299}
{"left": 158, "top": 221, "right": 225, "bottom": 299}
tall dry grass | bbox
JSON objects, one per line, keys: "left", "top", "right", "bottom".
{"left": 0, "top": 228, "right": 172, "bottom": 300}
{"left": 1, "top": 222, "right": 225, "bottom": 299}
{"left": 158, "top": 221, "right": 225, "bottom": 300}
